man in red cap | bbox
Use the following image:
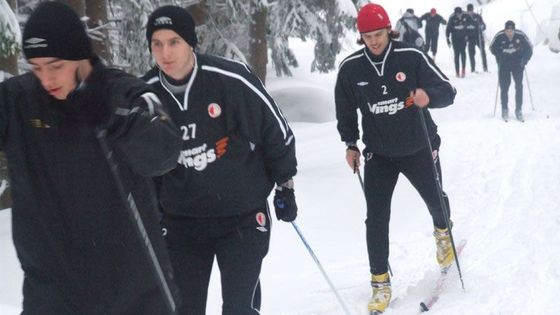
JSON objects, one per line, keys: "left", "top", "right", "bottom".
{"left": 335, "top": 3, "right": 456, "bottom": 314}
{"left": 420, "top": 8, "right": 447, "bottom": 61}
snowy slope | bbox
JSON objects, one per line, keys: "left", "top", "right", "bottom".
{"left": 1, "top": 1, "right": 560, "bottom": 314}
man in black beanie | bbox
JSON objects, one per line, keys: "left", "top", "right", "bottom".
{"left": 142, "top": 5, "right": 298, "bottom": 315}
{"left": 446, "top": 7, "right": 473, "bottom": 77}
{"left": 490, "top": 20, "right": 533, "bottom": 121}
{"left": 1, "top": 2, "right": 182, "bottom": 314}
{"left": 465, "top": 3, "right": 488, "bottom": 72}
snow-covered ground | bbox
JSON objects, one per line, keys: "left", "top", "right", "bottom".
{"left": 1, "top": 0, "right": 559, "bottom": 314}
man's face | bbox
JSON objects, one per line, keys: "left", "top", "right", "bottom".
{"left": 28, "top": 57, "right": 79, "bottom": 100}
{"left": 505, "top": 28, "right": 514, "bottom": 40}
{"left": 151, "top": 29, "right": 194, "bottom": 81}
{"left": 361, "top": 28, "right": 390, "bottom": 56}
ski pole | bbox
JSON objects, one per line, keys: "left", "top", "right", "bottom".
{"left": 96, "top": 128, "right": 177, "bottom": 314}
{"left": 291, "top": 222, "right": 352, "bottom": 315}
{"left": 355, "top": 162, "right": 394, "bottom": 277}
{"left": 416, "top": 109, "right": 465, "bottom": 291}
{"left": 524, "top": 68, "right": 536, "bottom": 111}
{"left": 494, "top": 60, "right": 501, "bottom": 117}
{"left": 493, "top": 79, "right": 499, "bottom": 117}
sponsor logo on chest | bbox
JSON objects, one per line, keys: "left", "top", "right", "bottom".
{"left": 177, "top": 137, "right": 229, "bottom": 171}
{"left": 367, "top": 97, "right": 409, "bottom": 116}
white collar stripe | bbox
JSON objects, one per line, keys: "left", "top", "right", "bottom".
{"left": 146, "top": 76, "right": 159, "bottom": 84}
{"left": 201, "top": 65, "right": 289, "bottom": 139}
{"left": 158, "top": 71, "right": 184, "bottom": 111}
{"left": 183, "top": 54, "right": 199, "bottom": 111}
{"left": 339, "top": 53, "right": 363, "bottom": 69}
{"left": 364, "top": 41, "right": 392, "bottom": 77}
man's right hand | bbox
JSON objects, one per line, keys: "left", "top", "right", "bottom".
{"left": 346, "top": 145, "right": 361, "bottom": 172}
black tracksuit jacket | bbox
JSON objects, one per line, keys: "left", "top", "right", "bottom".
{"left": 335, "top": 41, "right": 455, "bottom": 157}
{"left": 490, "top": 30, "right": 533, "bottom": 68}
{"left": 0, "top": 57, "right": 181, "bottom": 315}
{"left": 143, "top": 53, "right": 297, "bottom": 218}
{"left": 420, "top": 13, "right": 447, "bottom": 37}
{"left": 446, "top": 12, "right": 473, "bottom": 43}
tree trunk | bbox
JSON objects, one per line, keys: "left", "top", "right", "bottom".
{"left": 62, "top": 0, "right": 85, "bottom": 16}
{"left": 187, "top": 0, "right": 207, "bottom": 26}
{"left": 0, "top": 54, "right": 17, "bottom": 76}
{"left": 0, "top": 0, "right": 18, "bottom": 76}
{"left": 249, "top": 1, "right": 268, "bottom": 85}
{"left": 86, "top": 0, "right": 111, "bottom": 64}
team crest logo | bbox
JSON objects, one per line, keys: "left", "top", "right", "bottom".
{"left": 396, "top": 72, "right": 406, "bottom": 82}
{"left": 208, "top": 103, "right": 222, "bottom": 118}
{"left": 256, "top": 212, "right": 268, "bottom": 232}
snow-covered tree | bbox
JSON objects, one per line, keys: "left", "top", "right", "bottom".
{"left": 191, "top": 0, "right": 356, "bottom": 82}
{"left": 110, "top": 0, "right": 156, "bottom": 73}
{"left": 0, "top": 0, "right": 20, "bottom": 76}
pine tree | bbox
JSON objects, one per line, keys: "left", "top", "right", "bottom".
{"left": 190, "top": 0, "right": 356, "bottom": 81}
{"left": 0, "top": 0, "right": 20, "bottom": 77}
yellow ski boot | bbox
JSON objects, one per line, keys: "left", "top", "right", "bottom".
{"left": 434, "top": 227, "right": 454, "bottom": 270}
{"left": 367, "top": 272, "right": 391, "bottom": 314}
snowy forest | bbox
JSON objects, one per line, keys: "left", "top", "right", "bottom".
{"left": 2, "top": 0, "right": 560, "bottom": 314}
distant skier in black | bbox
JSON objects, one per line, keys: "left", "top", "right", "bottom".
{"left": 466, "top": 3, "right": 488, "bottom": 72}
{"left": 420, "top": 8, "right": 447, "bottom": 61}
{"left": 490, "top": 20, "right": 533, "bottom": 121}
{"left": 446, "top": 7, "right": 473, "bottom": 78}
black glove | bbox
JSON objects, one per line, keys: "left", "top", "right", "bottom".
{"left": 274, "top": 187, "right": 298, "bottom": 222}
{"left": 446, "top": 38, "right": 451, "bottom": 47}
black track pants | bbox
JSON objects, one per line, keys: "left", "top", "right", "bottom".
{"left": 452, "top": 38, "right": 467, "bottom": 74}
{"left": 363, "top": 147, "right": 450, "bottom": 275}
{"left": 425, "top": 33, "right": 439, "bottom": 55}
{"left": 162, "top": 207, "right": 271, "bottom": 315}
{"left": 499, "top": 64, "right": 524, "bottom": 112}
{"left": 468, "top": 36, "right": 488, "bottom": 72}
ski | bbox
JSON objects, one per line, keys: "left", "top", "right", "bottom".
{"left": 368, "top": 296, "right": 401, "bottom": 315}
{"left": 419, "top": 239, "right": 467, "bottom": 313}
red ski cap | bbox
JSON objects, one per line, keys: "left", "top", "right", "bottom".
{"left": 357, "top": 3, "right": 391, "bottom": 33}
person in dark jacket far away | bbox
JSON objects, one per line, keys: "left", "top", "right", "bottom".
{"left": 466, "top": 3, "right": 489, "bottom": 72}
{"left": 446, "top": 6, "right": 473, "bottom": 78}
{"left": 335, "top": 3, "right": 456, "bottom": 314}
{"left": 420, "top": 8, "right": 447, "bottom": 61}
{"left": 0, "top": 2, "right": 182, "bottom": 314}
{"left": 143, "top": 5, "right": 298, "bottom": 315}
{"left": 395, "top": 8, "right": 424, "bottom": 49}
{"left": 490, "top": 20, "right": 533, "bottom": 122}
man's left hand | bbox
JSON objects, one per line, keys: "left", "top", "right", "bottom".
{"left": 410, "top": 88, "right": 430, "bottom": 108}
{"left": 274, "top": 187, "right": 298, "bottom": 222}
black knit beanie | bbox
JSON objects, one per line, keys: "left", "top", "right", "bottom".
{"left": 505, "top": 20, "right": 516, "bottom": 30}
{"left": 146, "top": 5, "right": 198, "bottom": 49}
{"left": 22, "top": 2, "right": 92, "bottom": 60}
